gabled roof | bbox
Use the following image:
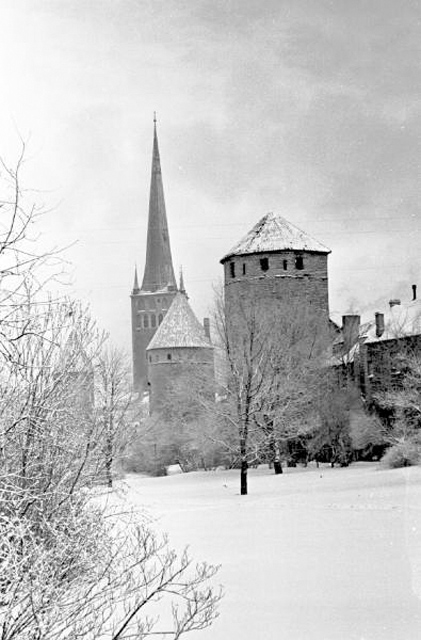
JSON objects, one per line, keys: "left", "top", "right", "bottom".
{"left": 221, "top": 212, "right": 330, "bottom": 262}
{"left": 146, "top": 292, "right": 212, "bottom": 351}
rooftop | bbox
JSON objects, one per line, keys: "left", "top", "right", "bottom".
{"left": 146, "top": 292, "right": 213, "bottom": 351}
{"left": 330, "top": 298, "right": 421, "bottom": 365}
{"left": 363, "top": 299, "right": 421, "bottom": 344}
{"left": 221, "top": 212, "right": 331, "bottom": 262}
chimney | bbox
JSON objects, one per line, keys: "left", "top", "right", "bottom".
{"left": 412, "top": 284, "right": 417, "bottom": 301}
{"left": 203, "top": 317, "right": 211, "bottom": 340}
{"left": 342, "top": 315, "right": 360, "bottom": 353}
{"left": 375, "top": 312, "right": 385, "bottom": 338}
{"left": 389, "top": 299, "right": 401, "bottom": 308}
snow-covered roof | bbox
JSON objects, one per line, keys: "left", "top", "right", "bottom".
{"left": 221, "top": 212, "right": 331, "bottom": 262}
{"left": 330, "top": 299, "right": 421, "bottom": 365}
{"left": 146, "top": 292, "right": 213, "bottom": 351}
{"left": 363, "top": 299, "right": 421, "bottom": 344}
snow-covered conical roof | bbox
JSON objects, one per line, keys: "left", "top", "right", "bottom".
{"left": 221, "top": 212, "right": 330, "bottom": 262}
{"left": 146, "top": 292, "right": 212, "bottom": 350}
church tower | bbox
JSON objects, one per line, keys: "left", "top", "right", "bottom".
{"left": 131, "top": 118, "right": 178, "bottom": 392}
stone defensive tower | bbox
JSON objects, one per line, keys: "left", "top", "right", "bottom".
{"left": 220, "top": 212, "right": 331, "bottom": 326}
{"left": 131, "top": 119, "right": 178, "bottom": 392}
{"left": 146, "top": 291, "right": 214, "bottom": 415}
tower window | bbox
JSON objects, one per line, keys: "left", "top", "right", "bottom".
{"left": 158, "top": 313, "right": 163, "bottom": 325}
{"left": 230, "top": 262, "right": 236, "bottom": 278}
{"left": 137, "top": 299, "right": 145, "bottom": 310}
{"left": 143, "top": 315, "right": 149, "bottom": 329}
{"left": 151, "top": 314, "right": 156, "bottom": 328}
{"left": 167, "top": 353, "right": 172, "bottom": 361}
{"left": 283, "top": 259, "right": 288, "bottom": 271}
{"left": 242, "top": 263, "right": 246, "bottom": 275}
{"left": 295, "top": 255, "right": 304, "bottom": 270}
{"left": 260, "top": 257, "right": 269, "bottom": 272}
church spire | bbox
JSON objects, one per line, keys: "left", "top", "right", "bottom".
{"left": 140, "top": 116, "right": 177, "bottom": 292}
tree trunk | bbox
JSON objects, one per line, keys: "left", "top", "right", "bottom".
{"left": 240, "top": 459, "right": 248, "bottom": 495}
{"left": 274, "top": 442, "right": 283, "bottom": 474}
{"left": 105, "top": 433, "right": 113, "bottom": 487}
{"left": 240, "top": 434, "right": 248, "bottom": 495}
{"left": 274, "top": 459, "right": 283, "bottom": 474}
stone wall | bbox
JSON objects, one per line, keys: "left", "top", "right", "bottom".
{"left": 148, "top": 346, "right": 214, "bottom": 414}
{"left": 223, "top": 250, "right": 329, "bottom": 329}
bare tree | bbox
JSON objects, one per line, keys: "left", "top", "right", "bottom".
{"left": 209, "top": 284, "right": 329, "bottom": 494}
{"left": 94, "top": 346, "right": 134, "bottom": 487}
{"left": 0, "top": 148, "right": 222, "bottom": 638}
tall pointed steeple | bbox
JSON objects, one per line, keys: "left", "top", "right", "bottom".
{"left": 141, "top": 115, "right": 177, "bottom": 292}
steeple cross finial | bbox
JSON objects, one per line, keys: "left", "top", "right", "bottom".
{"left": 153, "top": 111, "right": 157, "bottom": 125}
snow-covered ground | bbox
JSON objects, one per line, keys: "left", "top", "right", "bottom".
{"left": 114, "top": 463, "right": 421, "bottom": 640}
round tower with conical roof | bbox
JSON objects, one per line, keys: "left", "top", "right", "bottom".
{"left": 146, "top": 292, "right": 214, "bottom": 415}
{"left": 220, "top": 212, "right": 331, "bottom": 324}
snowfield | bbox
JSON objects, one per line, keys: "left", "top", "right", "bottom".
{"left": 113, "top": 463, "right": 421, "bottom": 640}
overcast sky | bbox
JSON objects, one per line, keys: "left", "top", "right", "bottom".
{"left": 1, "top": 0, "right": 420, "bottom": 349}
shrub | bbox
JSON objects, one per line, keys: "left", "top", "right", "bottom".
{"left": 381, "top": 442, "right": 421, "bottom": 468}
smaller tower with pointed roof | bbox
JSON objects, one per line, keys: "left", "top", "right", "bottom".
{"left": 131, "top": 118, "right": 178, "bottom": 392}
{"left": 220, "top": 212, "right": 331, "bottom": 333}
{"left": 146, "top": 292, "right": 214, "bottom": 414}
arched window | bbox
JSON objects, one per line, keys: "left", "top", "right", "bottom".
{"left": 242, "top": 263, "right": 246, "bottom": 275}
{"left": 143, "top": 315, "right": 149, "bottom": 329}
{"left": 151, "top": 314, "right": 156, "bottom": 328}
{"left": 137, "top": 298, "right": 145, "bottom": 310}
{"left": 295, "top": 255, "right": 304, "bottom": 270}
{"left": 167, "top": 353, "right": 172, "bottom": 361}
{"left": 283, "top": 259, "right": 288, "bottom": 271}
{"left": 158, "top": 313, "right": 163, "bottom": 325}
{"left": 230, "top": 262, "right": 235, "bottom": 278}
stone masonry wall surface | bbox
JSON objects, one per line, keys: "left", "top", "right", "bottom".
{"left": 224, "top": 251, "right": 329, "bottom": 316}
{"left": 148, "top": 346, "right": 214, "bottom": 414}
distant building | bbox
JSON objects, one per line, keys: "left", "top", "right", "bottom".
{"left": 131, "top": 120, "right": 214, "bottom": 411}
{"left": 131, "top": 119, "right": 178, "bottom": 392}
{"left": 332, "top": 286, "right": 421, "bottom": 401}
{"left": 147, "top": 291, "right": 214, "bottom": 415}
